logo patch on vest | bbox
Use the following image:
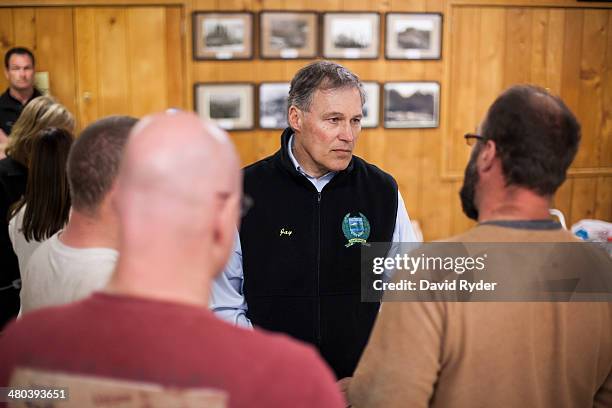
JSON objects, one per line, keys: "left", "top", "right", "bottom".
{"left": 342, "top": 213, "right": 371, "bottom": 247}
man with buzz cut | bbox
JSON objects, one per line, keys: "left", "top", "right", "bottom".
{"left": 19, "top": 116, "right": 137, "bottom": 314}
{"left": 348, "top": 85, "right": 612, "bottom": 407}
{"left": 211, "top": 60, "right": 419, "bottom": 380}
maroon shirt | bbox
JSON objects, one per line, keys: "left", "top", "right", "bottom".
{"left": 0, "top": 292, "right": 344, "bottom": 407}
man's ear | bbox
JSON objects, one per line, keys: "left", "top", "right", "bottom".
{"left": 288, "top": 105, "right": 302, "bottom": 132}
{"left": 210, "top": 194, "right": 240, "bottom": 273}
{"left": 478, "top": 139, "right": 497, "bottom": 172}
{"left": 106, "top": 181, "right": 121, "bottom": 214}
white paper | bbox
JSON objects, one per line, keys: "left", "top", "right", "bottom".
{"left": 280, "top": 49, "right": 299, "bottom": 59}
{"left": 405, "top": 50, "right": 422, "bottom": 59}
{"left": 260, "top": 117, "right": 277, "bottom": 128}
{"left": 216, "top": 119, "right": 234, "bottom": 129}
{"left": 216, "top": 52, "right": 233, "bottom": 60}
{"left": 343, "top": 49, "right": 361, "bottom": 59}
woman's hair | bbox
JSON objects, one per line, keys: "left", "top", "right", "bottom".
{"left": 11, "top": 127, "right": 74, "bottom": 242}
{"left": 4, "top": 95, "right": 75, "bottom": 166}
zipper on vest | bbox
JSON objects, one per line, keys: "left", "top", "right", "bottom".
{"left": 315, "top": 191, "right": 322, "bottom": 346}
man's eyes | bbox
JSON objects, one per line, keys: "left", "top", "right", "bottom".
{"left": 327, "top": 117, "right": 361, "bottom": 124}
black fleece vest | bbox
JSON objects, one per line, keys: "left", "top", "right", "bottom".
{"left": 241, "top": 128, "right": 397, "bottom": 378}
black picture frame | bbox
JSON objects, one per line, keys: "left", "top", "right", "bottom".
{"left": 383, "top": 81, "right": 440, "bottom": 129}
{"left": 192, "top": 11, "right": 254, "bottom": 60}
{"left": 385, "top": 13, "right": 443, "bottom": 60}
{"left": 258, "top": 82, "right": 291, "bottom": 129}
{"left": 361, "top": 81, "right": 380, "bottom": 129}
{"left": 322, "top": 12, "right": 381, "bottom": 60}
{"left": 194, "top": 82, "right": 255, "bottom": 130}
{"left": 259, "top": 11, "right": 319, "bottom": 59}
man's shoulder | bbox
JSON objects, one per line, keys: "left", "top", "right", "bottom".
{"left": 0, "top": 157, "right": 26, "bottom": 181}
{"left": 238, "top": 328, "right": 341, "bottom": 401}
{"left": 24, "top": 235, "right": 57, "bottom": 271}
{"left": 0, "top": 156, "right": 23, "bottom": 172}
{"left": 0, "top": 88, "right": 12, "bottom": 106}
{"left": 30, "top": 234, "right": 117, "bottom": 263}
{"left": 0, "top": 300, "right": 99, "bottom": 384}
{"left": 440, "top": 224, "right": 580, "bottom": 243}
{"left": 351, "top": 155, "right": 398, "bottom": 187}
{"left": 0, "top": 299, "right": 86, "bottom": 345}
{"left": 242, "top": 151, "right": 287, "bottom": 192}
{"left": 243, "top": 151, "right": 280, "bottom": 176}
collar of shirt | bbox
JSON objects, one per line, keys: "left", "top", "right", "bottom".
{"left": 287, "top": 134, "right": 337, "bottom": 193}
{"left": 478, "top": 219, "right": 562, "bottom": 230}
{"left": 1, "top": 87, "right": 41, "bottom": 108}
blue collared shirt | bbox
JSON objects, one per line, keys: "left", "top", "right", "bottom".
{"left": 209, "top": 136, "right": 419, "bottom": 328}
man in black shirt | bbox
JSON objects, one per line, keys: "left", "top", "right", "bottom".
{"left": 0, "top": 47, "right": 41, "bottom": 139}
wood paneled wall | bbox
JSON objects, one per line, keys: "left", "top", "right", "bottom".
{"left": 0, "top": 8, "right": 77, "bottom": 120}
{"left": 0, "top": 5, "right": 184, "bottom": 131}
{"left": 1, "top": 0, "right": 610, "bottom": 241}
{"left": 191, "top": 0, "right": 611, "bottom": 240}
{"left": 444, "top": 4, "right": 612, "bottom": 236}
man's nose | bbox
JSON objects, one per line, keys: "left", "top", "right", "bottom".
{"left": 338, "top": 122, "right": 355, "bottom": 142}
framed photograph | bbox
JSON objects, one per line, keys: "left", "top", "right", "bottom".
{"left": 361, "top": 82, "right": 380, "bottom": 129}
{"left": 194, "top": 83, "right": 254, "bottom": 130}
{"left": 385, "top": 13, "right": 442, "bottom": 60}
{"left": 260, "top": 11, "right": 318, "bottom": 59}
{"left": 259, "top": 82, "right": 290, "bottom": 129}
{"left": 383, "top": 82, "right": 440, "bottom": 129}
{"left": 192, "top": 12, "right": 253, "bottom": 60}
{"left": 322, "top": 12, "right": 380, "bottom": 59}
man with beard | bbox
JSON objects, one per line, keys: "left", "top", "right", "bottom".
{"left": 347, "top": 85, "right": 612, "bottom": 407}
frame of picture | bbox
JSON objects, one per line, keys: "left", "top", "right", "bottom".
{"left": 192, "top": 12, "right": 254, "bottom": 60}
{"left": 260, "top": 11, "right": 318, "bottom": 59}
{"left": 194, "top": 83, "right": 255, "bottom": 130}
{"left": 322, "top": 12, "right": 380, "bottom": 59}
{"left": 383, "top": 81, "right": 440, "bottom": 129}
{"left": 258, "top": 82, "right": 291, "bottom": 129}
{"left": 361, "top": 81, "right": 380, "bottom": 129}
{"left": 385, "top": 13, "right": 443, "bottom": 60}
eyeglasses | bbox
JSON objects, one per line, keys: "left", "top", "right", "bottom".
{"left": 464, "top": 133, "right": 484, "bottom": 147}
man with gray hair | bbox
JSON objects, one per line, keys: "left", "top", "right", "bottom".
{"left": 19, "top": 116, "right": 137, "bottom": 314}
{"left": 213, "top": 61, "right": 418, "bottom": 379}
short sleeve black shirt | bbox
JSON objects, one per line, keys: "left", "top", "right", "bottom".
{"left": 0, "top": 88, "right": 42, "bottom": 135}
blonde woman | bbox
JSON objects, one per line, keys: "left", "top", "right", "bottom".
{"left": 0, "top": 95, "right": 74, "bottom": 329}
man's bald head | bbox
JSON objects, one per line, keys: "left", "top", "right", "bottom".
{"left": 118, "top": 112, "right": 240, "bottom": 206}
{"left": 115, "top": 111, "right": 241, "bottom": 277}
